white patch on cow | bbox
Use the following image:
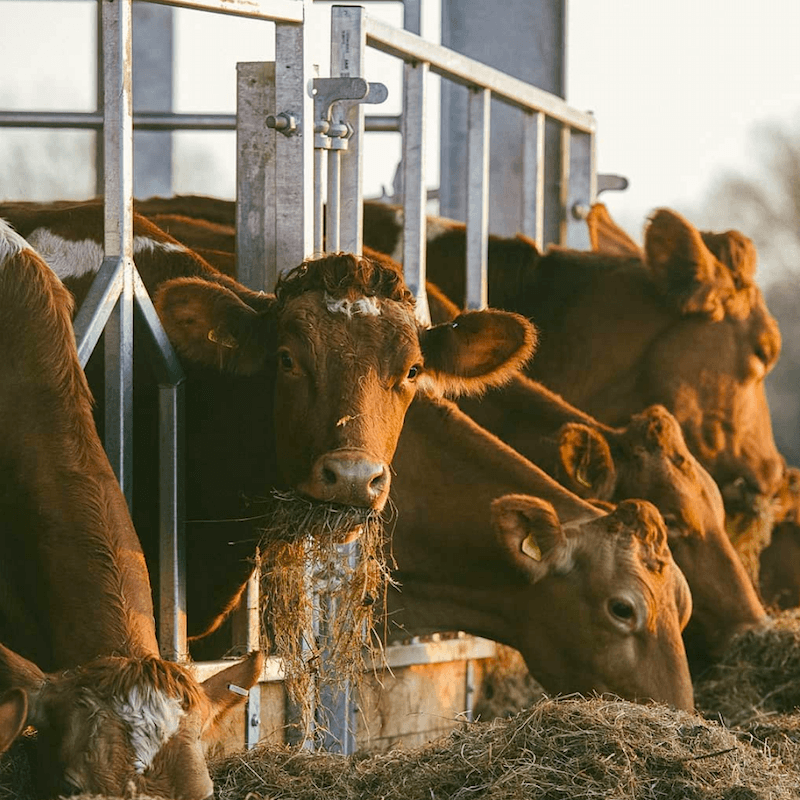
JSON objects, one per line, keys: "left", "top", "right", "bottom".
{"left": 112, "top": 687, "right": 185, "bottom": 774}
{"left": 0, "top": 219, "right": 32, "bottom": 266}
{"left": 324, "top": 292, "right": 381, "bottom": 317}
{"left": 26, "top": 228, "right": 104, "bottom": 279}
{"left": 133, "top": 236, "right": 188, "bottom": 255}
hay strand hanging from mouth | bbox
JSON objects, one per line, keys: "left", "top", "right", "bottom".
{"left": 257, "top": 491, "right": 396, "bottom": 733}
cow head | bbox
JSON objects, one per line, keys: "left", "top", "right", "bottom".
{"left": 642, "top": 209, "right": 783, "bottom": 528}
{"left": 557, "top": 405, "right": 767, "bottom": 668}
{"left": 493, "top": 494, "right": 694, "bottom": 710}
{"left": 155, "top": 252, "right": 535, "bottom": 524}
{"left": 0, "top": 646, "right": 262, "bottom": 799}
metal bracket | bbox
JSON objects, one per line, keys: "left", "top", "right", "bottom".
{"left": 312, "top": 77, "right": 388, "bottom": 150}
{"left": 266, "top": 111, "right": 297, "bottom": 137}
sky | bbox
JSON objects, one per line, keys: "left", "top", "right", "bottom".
{"left": 1, "top": 0, "right": 799, "bottom": 259}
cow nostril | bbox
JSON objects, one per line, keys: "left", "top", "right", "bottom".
{"left": 369, "top": 469, "right": 388, "bottom": 494}
{"left": 322, "top": 466, "right": 338, "bottom": 486}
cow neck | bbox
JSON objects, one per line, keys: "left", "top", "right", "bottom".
{"left": 0, "top": 249, "right": 158, "bottom": 671}
{"left": 524, "top": 251, "right": 675, "bottom": 423}
{"left": 387, "top": 397, "right": 597, "bottom": 646}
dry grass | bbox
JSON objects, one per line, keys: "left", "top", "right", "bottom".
{"left": 257, "top": 491, "right": 395, "bottom": 734}
{"left": 694, "top": 609, "right": 800, "bottom": 728}
{"left": 209, "top": 698, "right": 798, "bottom": 800}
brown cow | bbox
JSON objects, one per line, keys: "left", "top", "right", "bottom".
{"left": 759, "top": 466, "right": 800, "bottom": 609}
{"left": 385, "top": 397, "right": 694, "bottom": 710}
{"left": 0, "top": 221, "right": 260, "bottom": 798}
{"left": 460, "top": 379, "right": 766, "bottom": 669}
{"left": 0, "top": 201, "right": 535, "bottom": 646}
{"left": 363, "top": 204, "right": 784, "bottom": 577}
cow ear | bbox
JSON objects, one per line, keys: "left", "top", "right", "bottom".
{"left": 155, "top": 277, "right": 276, "bottom": 375}
{"left": 492, "top": 494, "right": 573, "bottom": 582}
{"left": 418, "top": 310, "right": 536, "bottom": 396}
{"left": 644, "top": 208, "right": 734, "bottom": 321}
{"left": 200, "top": 651, "right": 263, "bottom": 736}
{"left": 587, "top": 203, "right": 642, "bottom": 258}
{"left": 700, "top": 229, "right": 757, "bottom": 287}
{"left": 0, "top": 689, "right": 28, "bottom": 755}
{"left": 0, "top": 643, "right": 47, "bottom": 744}
{"left": 558, "top": 423, "right": 617, "bottom": 501}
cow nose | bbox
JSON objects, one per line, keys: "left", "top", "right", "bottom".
{"left": 307, "top": 450, "right": 391, "bottom": 509}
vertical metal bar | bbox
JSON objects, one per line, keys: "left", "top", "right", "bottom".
{"left": 236, "top": 61, "right": 277, "bottom": 291}
{"left": 275, "top": 11, "right": 314, "bottom": 275}
{"left": 465, "top": 658, "right": 476, "bottom": 722}
{"left": 558, "top": 123, "right": 570, "bottom": 246}
{"left": 94, "top": 0, "right": 104, "bottom": 196}
{"left": 231, "top": 564, "right": 262, "bottom": 748}
{"left": 158, "top": 382, "right": 187, "bottom": 662}
{"left": 564, "top": 126, "right": 595, "bottom": 250}
{"left": 402, "top": 59, "right": 429, "bottom": 325}
{"left": 314, "top": 147, "right": 325, "bottom": 254}
{"left": 102, "top": 0, "right": 135, "bottom": 508}
{"left": 465, "top": 87, "right": 490, "bottom": 311}
{"left": 521, "top": 110, "right": 545, "bottom": 249}
{"left": 331, "top": 5, "right": 366, "bottom": 254}
{"left": 326, "top": 150, "right": 341, "bottom": 252}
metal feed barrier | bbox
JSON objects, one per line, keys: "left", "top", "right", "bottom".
{"left": 0, "top": 0, "right": 596, "bottom": 755}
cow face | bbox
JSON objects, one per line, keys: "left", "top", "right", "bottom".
{"left": 156, "top": 253, "right": 535, "bottom": 520}
{"left": 642, "top": 210, "right": 783, "bottom": 523}
{"left": 0, "top": 647, "right": 262, "bottom": 799}
{"left": 493, "top": 495, "right": 694, "bottom": 711}
{"left": 558, "top": 405, "right": 767, "bottom": 667}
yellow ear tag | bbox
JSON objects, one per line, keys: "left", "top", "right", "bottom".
{"left": 575, "top": 464, "right": 592, "bottom": 489}
{"left": 521, "top": 534, "right": 542, "bottom": 561}
{"left": 207, "top": 328, "right": 238, "bottom": 349}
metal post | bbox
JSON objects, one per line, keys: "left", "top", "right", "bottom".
{"left": 101, "top": 0, "right": 135, "bottom": 509}
{"left": 521, "top": 110, "right": 545, "bottom": 249}
{"left": 314, "top": 146, "right": 326, "bottom": 253}
{"left": 326, "top": 149, "right": 341, "bottom": 252}
{"left": 465, "top": 87, "right": 489, "bottom": 310}
{"left": 564, "top": 127, "right": 596, "bottom": 249}
{"left": 236, "top": 61, "right": 278, "bottom": 291}
{"left": 402, "top": 58, "right": 429, "bottom": 324}
{"left": 558, "top": 124, "right": 570, "bottom": 245}
{"left": 331, "top": 5, "right": 367, "bottom": 255}
{"left": 274, "top": 9, "right": 315, "bottom": 275}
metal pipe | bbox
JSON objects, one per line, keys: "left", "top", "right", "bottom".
{"left": 521, "top": 110, "right": 545, "bottom": 248}
{"left": 401, "top": 59, "right": 429, "bottom": 325}
{"left": 102, "top": 0, "right": 135, "bottom": 508}
{"left": 465, "top": 87, "right": 489, "bottom": 310}
{"left": 326, "top": 149, "right": 341, "bottom": 252}
{"left": 366, "top": 16, "right": 595, "bottom": 131}
{"left": 146, "top": 0, "right": 304, "bottom": 23}
{"left": 314, "top": 147, "right": 326, "bottom": 254}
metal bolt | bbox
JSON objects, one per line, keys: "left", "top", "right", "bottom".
{"left": 266, "top": 112, "right": 298, "bottom": 136}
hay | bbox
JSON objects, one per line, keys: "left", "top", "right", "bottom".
{"left": 210, "top": 697, "right": 799, "bottom": 800}
{"left": 258, "top": 491, "right": 395, "bottom": 732}
{"left": 694, "top": 610, "right": 800, "bottom": 727}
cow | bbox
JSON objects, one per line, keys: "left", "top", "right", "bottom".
{"left": 758, "top": 466, "right": 800, "bottom": 609}
{"left": 362, "top": 204, "right": 784, "bottom": 581}
{"left": 0, "top": 221, "right": 261, "bottom": 798}
{"left": 384, "top": 396, "right": 695, "bottom": 710}
{"left": 585, "top": 202, "right": 642, "bottom": 258}
{"left": 0, "top": 200, "right": 535, "bottom": 648}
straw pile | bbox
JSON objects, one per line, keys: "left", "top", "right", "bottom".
{"left": 208, "top": 698, "right": 798, "bottom": 800}
{"left": 694, "top": 609, "right": 800, "bottom": 728}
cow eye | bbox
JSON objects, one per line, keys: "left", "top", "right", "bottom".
{"left": 57, "top": 777, "right": 81, "bottom": 797}
{"left": 278, "top": 350, "right": 294, "bottom": 371}
{"left": 608, "top": 598, "right": 636, "bottom": 622}
{"left": 406, "top": 364, "right": 421, "bottom": 380}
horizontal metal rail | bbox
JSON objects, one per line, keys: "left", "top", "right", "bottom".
{"left": 0, "top": 110, "right": 399, "bottom": 133}
{"left": 146, "top": 0, "right": 303, "bottom": 22}
{"left": 365, "top": 16, "right": 596, "bottom": 132}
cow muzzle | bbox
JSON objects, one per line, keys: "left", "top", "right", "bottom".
{"left": 303, "top": 449, "right": 391, "bottom": 510}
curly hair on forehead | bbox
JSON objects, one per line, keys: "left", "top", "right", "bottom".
{"left": 275, "top": 251, "right": 415, "bottom": 307}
